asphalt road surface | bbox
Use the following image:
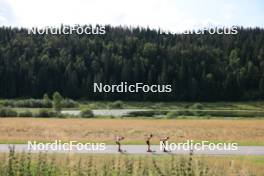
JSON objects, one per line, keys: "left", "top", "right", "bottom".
{"left": 0, "top": 144, "right": 264, "bottom": 155}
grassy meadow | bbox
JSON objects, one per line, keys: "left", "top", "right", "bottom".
{"left": 0, "top": 101, "right": 264, "bottom": 144}
{"left": 0, "top": 118, "right": 263, "bottom": 145}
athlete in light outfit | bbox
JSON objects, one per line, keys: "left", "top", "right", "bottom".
{"left": 145, "top": 134, "right": 153, "bottom": 152}
{"left": 160, "top": 136, "right": 170, "bottom": 152}
{"left": 115, "top": 136, "right": 125, "bottom": 152}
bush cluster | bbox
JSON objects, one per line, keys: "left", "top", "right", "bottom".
{"left": 3, "top": 99, "right": 52, "bottom": 108}
{"left": 2, "top": 98, "right": 79, "bottom": 109}
{"left": 127, "top": 110, "right": 166, "bottom": 117}
{"left": 18, "top": 111, "right": 33, "bottom": 117}
{"left": 190, "top": 103, "right": 204, "bottom": 109}
{"left": 35, "top": 109, "right": 58, "bottom": 118}
{"left": 166, "top": 111, "right": 180, "bottom": 119}
{"left": 80, "top": 109, "right": 94, "bottom": 118}
{"left": 0, "top": 108, "right": 59, "bottom": 118}
{"left": 61, "top": 99, "right": 79, "bottom": 108}
{"left": 108, "top": 101, "right": 124, "bottom": 109}
{"left": 0, "top": 108, "right": 17, "bottom": 117}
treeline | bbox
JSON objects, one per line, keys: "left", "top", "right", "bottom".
{"left": 0, "top": 25, "right": 264, "bottom": 101}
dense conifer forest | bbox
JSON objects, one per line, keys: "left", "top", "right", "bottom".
{"left": 0, "top": 25, "right": 263, "bottom": 101}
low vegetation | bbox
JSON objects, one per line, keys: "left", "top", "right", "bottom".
{"left": 190, "top": 103, "right": 204, "bottom": 110}
{"left": 35, "top": 109, "right": 58, "bottom": 118}
{"left": 0, "top": 100, "right": 264, "bottom": 118}
{"left": 18, "top": 110, "right": 33, "bottom": 117}
{"left": 0, "top": 108, "right": 59, "bottom": 118}
{"left": 166, "top": 111, "right": 180, "bottom": 119}
{"left": 2, "top": 99, "right": 52, "bottom": 108}
{"left": 80, "top": 109, "right": 94, "bottom": 118}
{"left": 127, "top": 109, "right": 264, "bottom": 118}
{"left": 1, "top": 93, "right": 79, "bottom": 109}
{"left": 0, "top": 148, "right": 263, "bottom": 176}
{"left": 108, "top": 100, "right": 124, "bottom": 109}
{"left": 0, "top": 108, "right": 17, "bottom": 117}
{"left": 79, "top": 101, "right": 264, "bottom": 111}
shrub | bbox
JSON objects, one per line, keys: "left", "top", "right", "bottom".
{"left": 43, "top": 93, "right": 51, "bottom": 104}
{"left": 3, "top": 99, "right": 52, "bottom": 108}
{"left": 19, "top": 111, "right": 33, "bottom": 117}
{"left": 126, "top": 110, "right": 167, "bottom": 117}
{"left": 109, "top": 101, "right": 123, "bottom": 109}
{"left": 183, "top": 104, "right": 190, "bottom": 109}
{"left": 193, "top": 110, "right": 208, "bottom": 116}
{"left": 166, "top": 111, "right": 179, "bottom": 119}
{"left": 61, "top": 99, "right": 79, "bottom": 108}
{"left": 35, "top": 109, "right": 57, "bottom": 118}
{"left": 0, "top": 108, "right": 18, "bottom": 117}
{"left": 190, "top": 103, "right": 204, "bottom": 110}
{"left": 85, "top": 103, "right": 99, "bottom": 109}
{"left": 2, "top": 98, "right": 78, "bottom": 109}
{"left": 81, "top": 109, "right": 94, "bottom": 118}
{"left": 53, "top": 92, "right": 63, "bottom": 112}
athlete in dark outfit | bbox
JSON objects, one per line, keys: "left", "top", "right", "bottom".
{"left": 115, "top": 136, "right": 125, "bottom": 152}
{"left": 160, "top": 136, "right": 170, "bottom": 152}
{"left": 145, "top": 134, "right": 153, "bottom": 152}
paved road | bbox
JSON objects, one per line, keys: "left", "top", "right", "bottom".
{"left": 0, "top": 144, "right": 264, "bottom": 155}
